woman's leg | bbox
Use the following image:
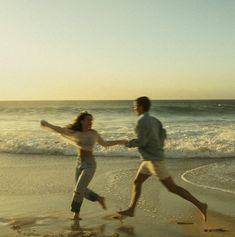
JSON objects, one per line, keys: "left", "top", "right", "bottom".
{"left": 84, "top": 189, "right": 106, "bottom": 209}
{"left": 73, "top": 165, "right": 83, "bottom": 220}
{"left": 71, "top": 162, "right": 96, "bottom": 218}
{"left": 78, "top": 160, "right": 106, "bottom": 210}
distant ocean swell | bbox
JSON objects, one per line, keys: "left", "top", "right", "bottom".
{"left": 154, "top": 103, "right": 235, "bottom": 115}
{"left": 0, "top": 102, "right": 235, "bottom": 116}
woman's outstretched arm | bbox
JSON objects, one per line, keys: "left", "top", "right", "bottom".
{"left": 40, "top": 120, "right": 74, "bottom": 136}
{"left": 96, "top": 131, "right": 127, "bottom": 147}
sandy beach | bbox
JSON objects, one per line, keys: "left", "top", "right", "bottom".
{"left": 0, "top": 153, "right": 234, "bottom": 237}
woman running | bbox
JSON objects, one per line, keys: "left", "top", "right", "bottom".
{"left": 41, "top": 111, "right": 126, "bottom": 220}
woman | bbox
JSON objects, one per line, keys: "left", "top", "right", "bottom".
{"left": 40, "top": 111, "right": 126, "bottom": 220}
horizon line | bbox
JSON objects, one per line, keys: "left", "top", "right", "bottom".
{"left": 0, "top": 98, "right": 235, "bottom": 102}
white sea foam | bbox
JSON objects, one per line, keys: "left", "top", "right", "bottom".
{"left": 181, "top": 160, "right": 235, "bottom": 194}
{"left": 0, "top": 100, "right": 234, "bottom": 158}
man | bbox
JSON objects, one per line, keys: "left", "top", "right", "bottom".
{"left": 118, "top": 96, "right": 207, "bottom": 221}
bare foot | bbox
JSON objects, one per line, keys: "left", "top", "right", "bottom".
{"left": 199, "top": 203, "right": 208, "bottom": 222}
{"left": 73, "top": 213, "right": 82, "bottom": 221}
{"left": 117, "top": 209, "right": 134, "bottom": 217}
{"left": 98, "top": 196, "right": 107, "bottom": 210}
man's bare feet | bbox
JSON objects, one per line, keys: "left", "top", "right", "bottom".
{"left": 97, "top": 196, "right": 107, "bottom": 210}
{"left": 199, "top": 203, "right": 208, "bottom": 222}
{"left": 117, "top": 209, "right": 134, "bottom": 217}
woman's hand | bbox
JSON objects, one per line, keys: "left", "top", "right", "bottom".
{"left": 40, "top": 121, "right": 65, "bottom": 135}
{"left": 40, "top": 120, "right": 49, "bottom": 127}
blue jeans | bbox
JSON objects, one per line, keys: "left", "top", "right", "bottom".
{"left": 71, "top": 158, "right": 99, "bottom": 213}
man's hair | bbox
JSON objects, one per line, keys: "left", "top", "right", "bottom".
{"left": 136, "top": 96, "right": 151, "bottom": 111}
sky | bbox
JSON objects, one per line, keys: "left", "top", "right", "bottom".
{"left": 0, "top": 0, "right": 234, "bottom": 100}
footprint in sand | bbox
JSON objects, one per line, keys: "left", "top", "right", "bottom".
{"left": 204, "top": 228, "right": 229, "bottom": 232}
{"left": 177, "top": 222, "right": 194, "bottom": 225}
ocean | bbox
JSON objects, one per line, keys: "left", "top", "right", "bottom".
{"left": 0, "top": 100, "right": 235, "bottom": 237}
{"left": 0, "top": 100, "right": 234, "bottom": 158}
{"left": 0, "top": 100, "right": 235, "bottom": 196}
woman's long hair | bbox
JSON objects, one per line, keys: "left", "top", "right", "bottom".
{"left": 66, "top": 111, "right": 93, "bottom": 132}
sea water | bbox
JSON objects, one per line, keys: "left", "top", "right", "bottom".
{"left": 0, "top": 100, "right": 234, "bottom": 195}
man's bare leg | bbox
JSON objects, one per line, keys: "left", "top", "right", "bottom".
{"left": 117, "top": 173, "right": 150, "bottom": 217}
{"left": 161, "top": 176, "right": 208, "bottom": 221}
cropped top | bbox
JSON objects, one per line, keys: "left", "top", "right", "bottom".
{"left": 61, "top": 129, "right": 114, "bottom": 151}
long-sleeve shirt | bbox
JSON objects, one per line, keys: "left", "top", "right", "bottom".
{"left": 43, "top": 123, "right": 120, "bottom": 151}
{"left": 62, "top": 129, "right": 119, "bottom": 151}
{"left": 126, "top": 112, "right": 164, "bottom": 161}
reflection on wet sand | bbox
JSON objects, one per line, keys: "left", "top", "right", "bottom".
{"left": 70, "top": 220, "right": 106, "bottom": 235}
{"left": 0, "top": 215, "right": 136, "bottom": 237}
{"left": 117, "top": 225, "right": 136, "bottom": 236}
{"left": 71, "top": 219, "right": 136, "bottom": 237}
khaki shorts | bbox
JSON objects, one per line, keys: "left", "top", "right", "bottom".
{"left": 137, "top": 160, "right": 170, "bottom": 180}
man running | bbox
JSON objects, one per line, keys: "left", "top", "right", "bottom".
{"left": 118, "top": 96, "right": 207, "bottom": 221}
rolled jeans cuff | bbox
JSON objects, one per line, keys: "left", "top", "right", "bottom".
{"left": 86, "top": 190, "right": 99, "bottom": 202}
{"left": 71, "top": 201, "right": 83, "bottom": 213}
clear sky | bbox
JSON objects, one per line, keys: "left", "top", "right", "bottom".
{"left": 0, "top": 0, "right": 234, "bottom": 100}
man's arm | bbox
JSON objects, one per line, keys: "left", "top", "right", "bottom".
{"left": 126, "top": 119, "right": 148, "bottom": 148}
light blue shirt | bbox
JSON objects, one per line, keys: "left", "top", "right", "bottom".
{"left": 127, "top": 112, "right": 164, "bottom": 161}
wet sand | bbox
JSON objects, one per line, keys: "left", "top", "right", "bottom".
{"left": 0, "top": 153, "right": 234, "bottom": 237}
